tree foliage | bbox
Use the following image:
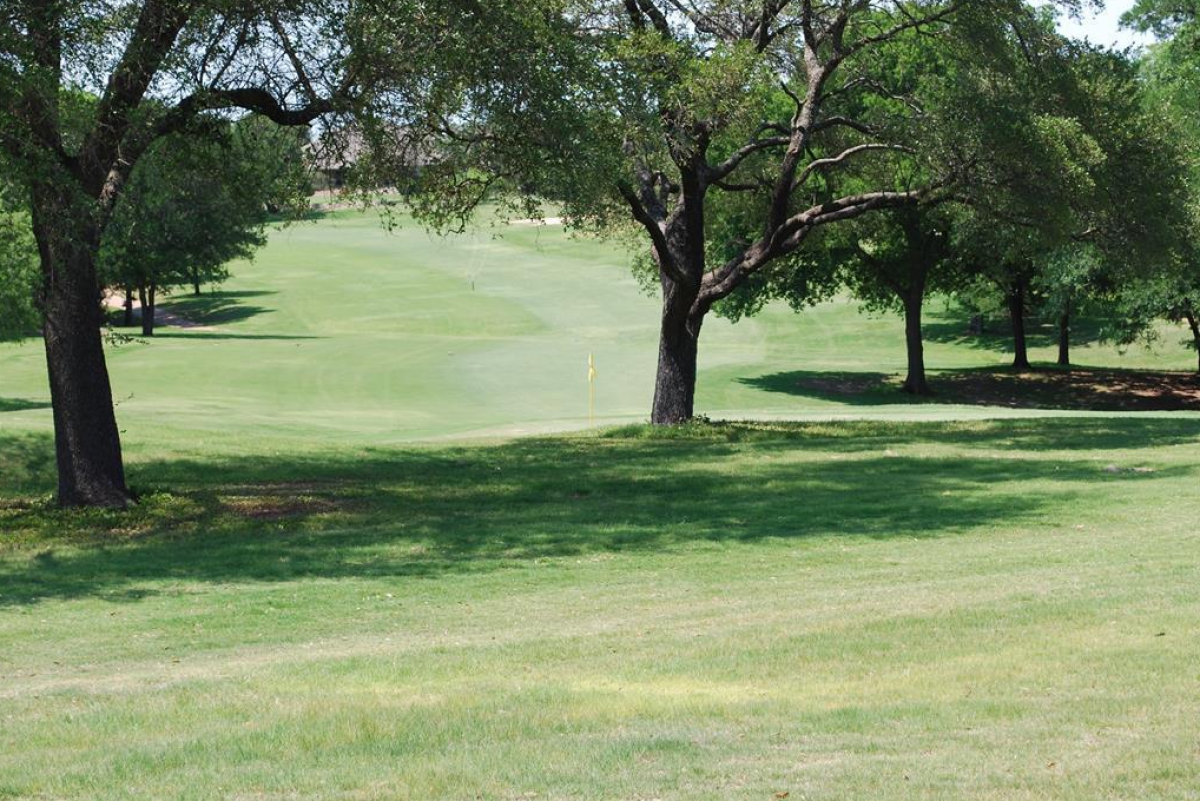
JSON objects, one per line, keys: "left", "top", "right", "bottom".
{"left": 1105, "top": 0, "right": 1200, "bottom": 367}
{"left": 394, "top": 2, "right": 1066, "bottom": 422}
{"left": 0, "top": 182, "right": 39, "bottom": 341}
{"left": 0, "top": 0, "right": 512, "bottom": 506}
{"left": 99, "top": 115, "right": 310, "bottom": 307}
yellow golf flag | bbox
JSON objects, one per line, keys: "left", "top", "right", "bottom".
{"left": 588, "top": 353, "right": 596, "bottom": 426}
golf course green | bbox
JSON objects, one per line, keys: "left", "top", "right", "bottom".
{"left": 2, "top": 210, "right": 1199, "bottom": 799}
{"left": 2, "top": 207, "right": 1196, "bottom": 456}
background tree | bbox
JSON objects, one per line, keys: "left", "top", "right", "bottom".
{"left": 0, "top": 180, "right": 40, "bottom": 341}
{"left": 1032, "top": 244, "right": 1107, "bottom": 367}
{"left": 99, "top": 115, "right": 311, "bottom": 336}
{"left": 0, "top": 0, "right": 504, "bottom": 507}
{"left": 1107, "top": 0, "right": 1200, "bottom": 369}
{"left": 1111, "top": 265, "right": 1200, "bottom": 372}
{"left": 399, "top": 1, "right": 1054, "bottom": 424}
{"left": 839, "top": 205, "right": 957, "bottom": 394}
{"left": 703, "top": 8, "right": 1007, "bottom": 394}
{"left": 948, "top": 33, "right": 1187, "bottom": 371}
{"left": 1124, "top": 0, "right": 1199, "bottom": 40}
{"left": 690, "top": 3, "right": 1108, "bottom": 385}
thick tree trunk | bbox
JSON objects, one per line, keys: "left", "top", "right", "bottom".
{"left": 1186, "top": 311, "right": 1200, "bottom": 375}
{"left": 138, "top": 284, "right": 155, "bottom": 336}
{"left": 1009, "top": 278, "right": 1031, "bottom": 371}
{"left": 32, "top": 197, "right": 132, "bottom": 508}
{"left": 902, "top": 291, "right": 930, "bottom": 395}
{"left": 123, "top": 284, "right": 134, "bottom": 327}
{"left": 651, "top": 279, "right": 703, "bottom": 425}
{"left": 1057, "top": 309, "right": 1070, "bottom": 367}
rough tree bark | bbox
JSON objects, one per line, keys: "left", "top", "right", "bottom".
{"left": 645, "top": 165, "right": 708, "bottom": 425}
{"left": 902, "top": 288, "right": 929, "bottom": 395}
{"left": 30, "top": 188, "right": 131, "bottom": 508}
{"left": 652, "top": 278, "right": 703, "bottom": 424}
{"left": 1057, "top": 309, "right": 1070, "bottom": 367}
{"left": 1009, "top": 277, "right": 1031, "bottom": 370}
{"left": 1186, "top": 310, "right": 1200, "bottom": 375}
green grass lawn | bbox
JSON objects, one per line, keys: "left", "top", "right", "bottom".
{"left": 3, "top": 420, "right": 1200, "bottom": 799}
{"left": 2, "top": 211, "right": 1200, "bottom": 799}
{"left": 2, "top": 208, "right": 1197, "bottom": 454}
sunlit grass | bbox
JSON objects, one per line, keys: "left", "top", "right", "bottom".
{"left": 2, "top": 420, "right": 1198, "bottom": 799}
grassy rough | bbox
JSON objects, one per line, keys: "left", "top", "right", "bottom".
{"left": 2, "top": 420, "right": 1199, "bottom": 799}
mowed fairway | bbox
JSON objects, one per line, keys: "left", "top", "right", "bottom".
{"left": 2, "top": 211, "right": 1200, "bottom": 799}
{"left": 3, "top": 207, "right": 1197, "bottom": 455}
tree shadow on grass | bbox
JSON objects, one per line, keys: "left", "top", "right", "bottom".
{"left": 611, "top": 416, "right": 1200, "bottom": 453}
{"left": 104, "top": 290, "right": 279, "bottom": 330}
{"left": 0, "top": 432, "right": 55, "bottom": 495}
{"left": 157, "top": 290, "right": 277, "bottom": 327}
{"left": 743, "top": 366, "right": 1200, "bottom": 412}
{"left": 0, "top": 398, "right": 50, "bottom": 413}
{"left": 149, "top": 332, "right": 321, "bottom": 341}
{"left": 1, "top": 418, "right": 1197, "bottom": 605}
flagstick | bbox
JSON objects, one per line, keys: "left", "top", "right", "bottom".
{"left": 588, "top": 353, "right": 596, "bottom": 427}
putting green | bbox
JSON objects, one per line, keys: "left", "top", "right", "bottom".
{"left": 1, "top": 208, "right": 1196, "bottom": 456}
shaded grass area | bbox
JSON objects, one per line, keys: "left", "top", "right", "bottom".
{"left": 102, "top": 289, "right": 279, "bottom": 329}
{"left": 155, "top": 289, "right": 278, "bottom": 326}
{"left": 2, "top": 419, "right": 1200, "bottom": 799}
{"left": 746, "top": 366, "right": 1200, "bottom": 411}
{"left": 1, "top": 418, "right": 1195, "bottom": 602}
{"left": 0, "top": 397, "right": 50, "bottom": 413}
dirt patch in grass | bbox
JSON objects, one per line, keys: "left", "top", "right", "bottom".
{"left": 931, "top": 368, "right": 1200, "bottom": 411}
{"left": 765, "top": 367, "right": 1200, "bottom": 411}
{"left": 220, "top": 495, "right": 341, "bottom": 520}
{"left": 0, "top": 481, "right": 359, "bottom": 546}
{"left": 216, "top": 483, "right": 350, "bottom": 521}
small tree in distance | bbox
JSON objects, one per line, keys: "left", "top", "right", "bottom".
{"left": 99, "top": 116, "right": 311, "bottom": 336}
{"left": 840, "top": 206, "right": 957, "bottom": 394}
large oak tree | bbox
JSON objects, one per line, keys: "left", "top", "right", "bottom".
{"left": 405, "top": 1, "right": 1101, "bottom": 424}
{"left": 0, "top": 0, "right": 375, "bottom": 506}
{"left": 0, "top": 0, "right": 522, "bottom": 507}
{"left": 596, "top": 1, "right": 967, "bottom": 423}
